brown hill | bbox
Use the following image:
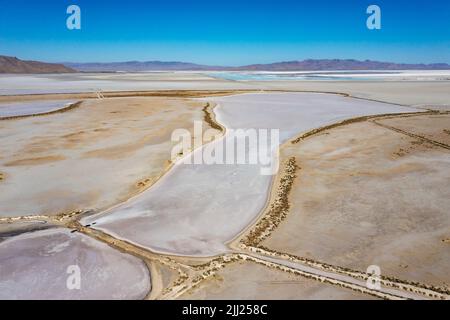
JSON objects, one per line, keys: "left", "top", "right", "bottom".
{"left": 0, "top": 56, "right": 76, "bottom": 74}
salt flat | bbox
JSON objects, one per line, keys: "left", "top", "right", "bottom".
{"left": 0, "top": 97, "right": 210, "bottom": 217}
{"left": 0, "top": 228, "right": 150, "bottom": 299}
{"left": 84, "top": 92, "right": 418, "bottom": 257}
{"left": 1, "top": 76, "right": 447, "bottom": 299}
{"left": 261, "top": 114, "right": 450, "bottom": 287}
{"left": 0, "top": 100, "right": 75, "bottom": 118}
{"left": 0, "top": 73, "right": 249, "bottom": 95}
{"left": 256, "top": 81, "right": 450, "bottom": 106}
{"left": 2, "top": 72, "right": 449, "bottom": 108}
{"left": 179, "top": 260, "right": 374, "bottom": 300}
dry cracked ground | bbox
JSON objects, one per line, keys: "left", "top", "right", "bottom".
{"left": 0, "top": 89, "right": 449, "bottom": 300}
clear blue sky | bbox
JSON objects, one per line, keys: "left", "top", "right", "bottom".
{"left": 0, "top": 0, "right": 449, "bottom": 65}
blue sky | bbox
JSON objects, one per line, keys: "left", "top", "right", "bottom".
{"left": 0, "top": 0, "right": 449, "bottom": 65}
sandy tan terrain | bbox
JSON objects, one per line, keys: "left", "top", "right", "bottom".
{"left": 0, "top": 96, "right": 219, "bottom": 219}
{"left": 377, "top": 114, "right": 450, "bottom": 146}
{"left": 257, "top": 113, "right": 450, "bottom": 288}
{"left": 179, "top": 260, "right": 375, "bottom": 300}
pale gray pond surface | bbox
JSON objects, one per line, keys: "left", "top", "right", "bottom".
{"left": 0, "top": 228, "right": 150, "bottom": 299}
{"left": 0, "top": 73, "right": 244, "bottom": 95}
{"left": 0, "top": 100, "right": 75, "bottom": 118}
{"left": 83, "top": 92, "right": 418, "bottom": 257}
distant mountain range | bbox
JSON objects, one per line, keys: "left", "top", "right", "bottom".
{"left": 0, "top": 56, "right": 76, "bottom": 73}
{"left": 65, "top": 59, "right": 450, "bottom": 72}
{"left": 238, "top": 59, "right": 450, "bottom": 71}
{"left": 1, "top": 55, "right": 450, "bottom": 73}
{"left": 64, "top": 61, "right": 219, "bottom": 72}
